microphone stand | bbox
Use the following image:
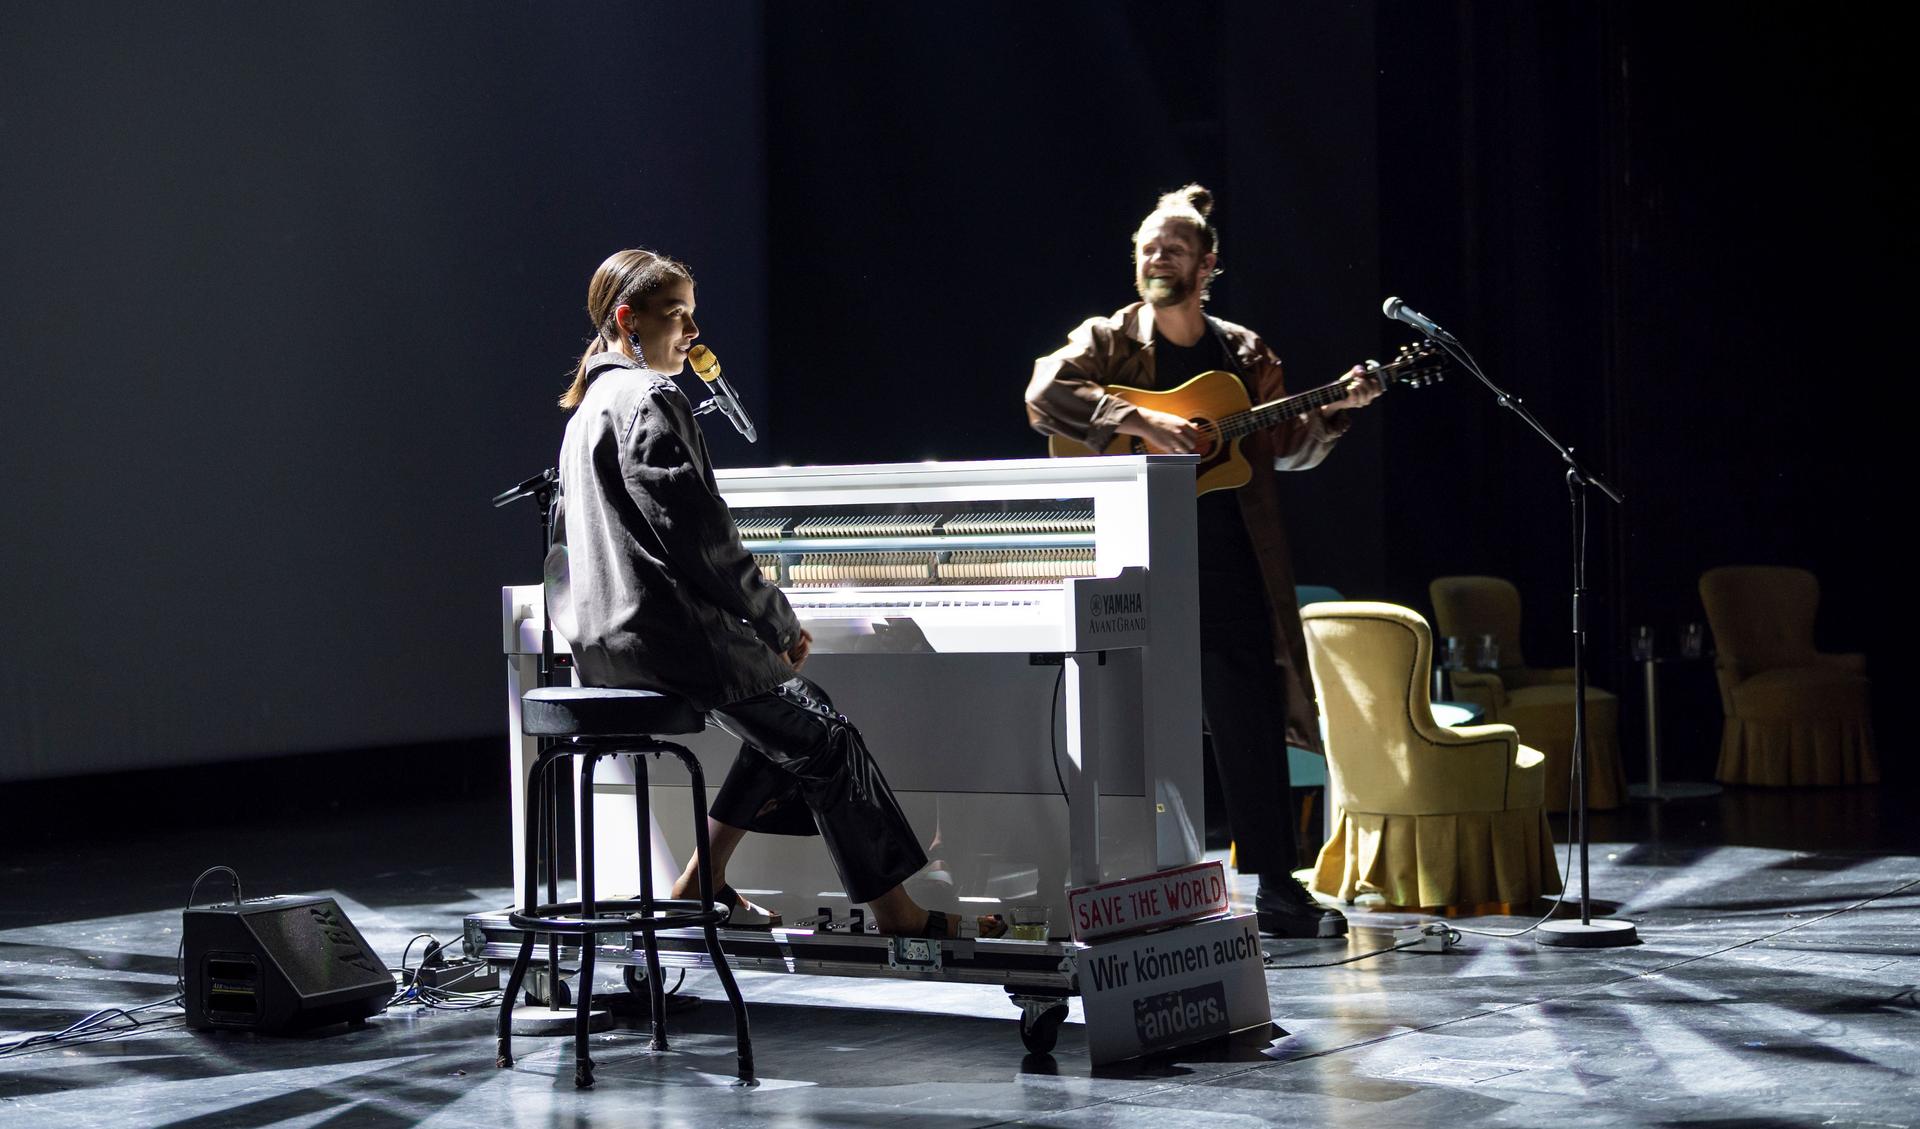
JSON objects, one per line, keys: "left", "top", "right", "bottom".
{"left": 691, "top": 390, "right": 757, "bottom": 443}
{"left": 493, "top": 467, "right": 571, "bottom": 992}
{"left": 1419, "top": 323, "right": 1637, "bottom": 949}
{"left": 491, "top": 468, "right": 562, "bottom": 687}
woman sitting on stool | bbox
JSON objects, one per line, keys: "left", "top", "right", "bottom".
{"left": 552, "top": 247, "right": 1000, "bottom": 940}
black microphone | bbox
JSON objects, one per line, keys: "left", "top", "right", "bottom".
{"left": 687, "top": 345, "right": 758, "bottom": 443}
{"left": 1381, "top": 296, "right": 1450, "bottom": 340}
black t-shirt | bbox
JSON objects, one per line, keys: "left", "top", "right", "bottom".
{"left": 1152, "top": 325, "right": 1271, "bottom": 643}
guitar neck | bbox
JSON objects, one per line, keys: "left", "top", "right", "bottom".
{"left": 1219, "top": 359, "right": 1400, "bottom": 441}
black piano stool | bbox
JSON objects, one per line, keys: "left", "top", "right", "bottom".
{"left": 494, "top": 686, "right": 752, "bottom": 1088}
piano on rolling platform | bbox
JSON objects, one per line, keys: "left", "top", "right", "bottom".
{"left": 497, "top": 454, "right": 1202, "bottom": 937}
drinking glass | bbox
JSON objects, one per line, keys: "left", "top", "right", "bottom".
{"left": 1007, "top": 906, "right": 1050, "bottom": 942}
{"left": 1475, "top": 633, "right": 1501, "bottom": 671}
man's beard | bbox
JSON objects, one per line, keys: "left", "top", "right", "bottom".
{"left": 1137, "top": 270, "right": 1198, "bottom": 308}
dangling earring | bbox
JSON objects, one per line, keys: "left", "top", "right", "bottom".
{"left": 627, "top": 332, "right": 647, "bottom": 370}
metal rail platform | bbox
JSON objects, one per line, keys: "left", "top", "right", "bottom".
{"left": 463, "top": 906, "right": 1082, "bottom": 1053}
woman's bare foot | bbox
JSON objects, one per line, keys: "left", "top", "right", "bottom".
{"left": 670, "top": 873, "right": 781, "bottom": 926}
{"left": 668, "top": 869, "right": 707, "bottom": 902}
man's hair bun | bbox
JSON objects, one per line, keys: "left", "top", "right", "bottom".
{"left": 1154, "top": 183, "right": 1213, "bottom": 219}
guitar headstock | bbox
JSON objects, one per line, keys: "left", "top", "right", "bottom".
{"left": 1381, "top": 339, "right": 1448, "bottom": 388}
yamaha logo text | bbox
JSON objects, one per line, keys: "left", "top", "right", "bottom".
{"left": 1089, "top": 592, "right": 1144, "bottom": 617}
{"left": 1086, "top": 590, "right": 1148, "bottom": 636}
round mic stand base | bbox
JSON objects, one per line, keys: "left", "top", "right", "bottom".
{"left": 1537, "top": 917, "right": 1639, "bottom": 948}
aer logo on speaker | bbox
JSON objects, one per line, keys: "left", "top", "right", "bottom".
{"left": 309, "top": 905, "right": 384, "bottom": 976}
{"left": 1131, "top": 981, "right": 1230, "bottom": 1051}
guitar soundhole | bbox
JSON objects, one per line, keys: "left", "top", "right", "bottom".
{"left": 1131, "top": 421, "right": 1222, "bottom": 461}
{"left": 1191, "top": 418, "right": 1220, "bottom": 460}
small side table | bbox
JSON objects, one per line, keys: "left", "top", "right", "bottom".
{"left": 1628, "top": 655, "right": 1722, "bottom": 802}
{"left": 1431, "top": 701, "right": 1485, "bottom": 728}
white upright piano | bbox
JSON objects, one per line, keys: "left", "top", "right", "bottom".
{"left": 500, "top": 455, "right": 1200, "bottom": 937}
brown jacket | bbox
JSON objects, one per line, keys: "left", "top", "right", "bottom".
{"left": 1025, "top": 301, "right": 1347, "bottom": 754}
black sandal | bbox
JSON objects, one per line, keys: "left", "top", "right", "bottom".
{"left": 714, "top": 885, "right": 781, "bottom": 928}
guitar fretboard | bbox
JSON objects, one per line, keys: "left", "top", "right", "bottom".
{"left": 1215, "top": 355, "right": 1417, "bottom": 441}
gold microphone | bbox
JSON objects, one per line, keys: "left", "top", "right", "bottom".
{"left": 684, "top": 345, "right": 757, "bottom": 442}
{"left": 689, "top": 344, "right": 722, "bottom": 383}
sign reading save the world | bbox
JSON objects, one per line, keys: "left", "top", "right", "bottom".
{"left": 1068, "top": 860, "right": 1231, "bottom": 942}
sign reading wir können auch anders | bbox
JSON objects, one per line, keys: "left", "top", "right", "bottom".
{"left": 1071, "top": 863, "right": 1271, "bottom": 1064}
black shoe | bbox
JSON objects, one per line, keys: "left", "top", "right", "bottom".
{"left": 1255, "top": 883, "right": 1347, "bottom": 939}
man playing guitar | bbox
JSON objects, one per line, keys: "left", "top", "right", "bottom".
{"left": 1024, "top": 184, "right": 1380, "bottom": 938}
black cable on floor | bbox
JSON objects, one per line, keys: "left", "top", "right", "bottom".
{"left": 0, "top": 865, "right": 238, "bottom": 1058}
{"left": 390, "top": 932, "right": 504, "bottom": 1012}
{"left": 1446, "top": 747, "right": 1583, "bottom": 940}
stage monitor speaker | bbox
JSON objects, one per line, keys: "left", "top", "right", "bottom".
{"left": 183, "top": 894, "right": 392, "bottom": 1033}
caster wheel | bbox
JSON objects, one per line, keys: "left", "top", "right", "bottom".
{"left": 1018, "top": 1002, "right": 1069, "bottom": 1055}
{"left": 527, "top": 973, "right": 573, "bottom": 1009}
{"left": 623, "top": 964, "right": 700, "bottom": 1014}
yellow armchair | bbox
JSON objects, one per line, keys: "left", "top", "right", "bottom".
{"left": 1699, "top": 566, "right": 1877, "bottom": 786}
{"left": 1429, "top": 576, "right": 1627, "bottom": 811}
{"left": 1302, "top": 601, "right": 1563, "bottom": 912}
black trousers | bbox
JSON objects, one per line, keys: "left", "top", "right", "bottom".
{"left": 707, "top": 676, "right": 927, "bottom": 905}
{"left": 1200, "top": 636, "right": 1300, "bottom": 881}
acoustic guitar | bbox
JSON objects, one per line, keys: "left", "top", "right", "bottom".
{"left": 1046, "top": 340, "right": 1446, "bottom": 496}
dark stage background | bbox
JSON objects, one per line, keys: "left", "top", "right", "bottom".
{"left": 2, "top": 2, "right": 1903, "bottom": 793}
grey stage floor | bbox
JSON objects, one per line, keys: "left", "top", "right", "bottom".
{"left": 2, "top": 786, "right": 1916, "bottom": 1128}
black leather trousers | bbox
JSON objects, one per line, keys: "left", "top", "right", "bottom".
{"left": 708, "top": 676, "right": 928, "bottom": 904}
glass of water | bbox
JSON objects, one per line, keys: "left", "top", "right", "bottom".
{"left": 1475, "top": 633, "right": 1501, "bottom": 671}
{"left": 1007, "top": 906, "right": 1050, "bottom": 942}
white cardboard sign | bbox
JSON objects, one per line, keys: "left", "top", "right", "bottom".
{"left": 1078, "top": 911, "right": 1271, "bottom": 1065}
{"left": 1068, "top": 860, "right": 1230, "bottom": 942}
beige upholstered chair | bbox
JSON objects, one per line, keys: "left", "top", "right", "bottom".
{"left": 1302, "top": 601, "right": 1562, "bottom": 912}
{"left": 1429, "top": 576, "right": 1626, "bottom": 811}
{"left": 1699, "top": 566, "right": 1878, "bottom": 786}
